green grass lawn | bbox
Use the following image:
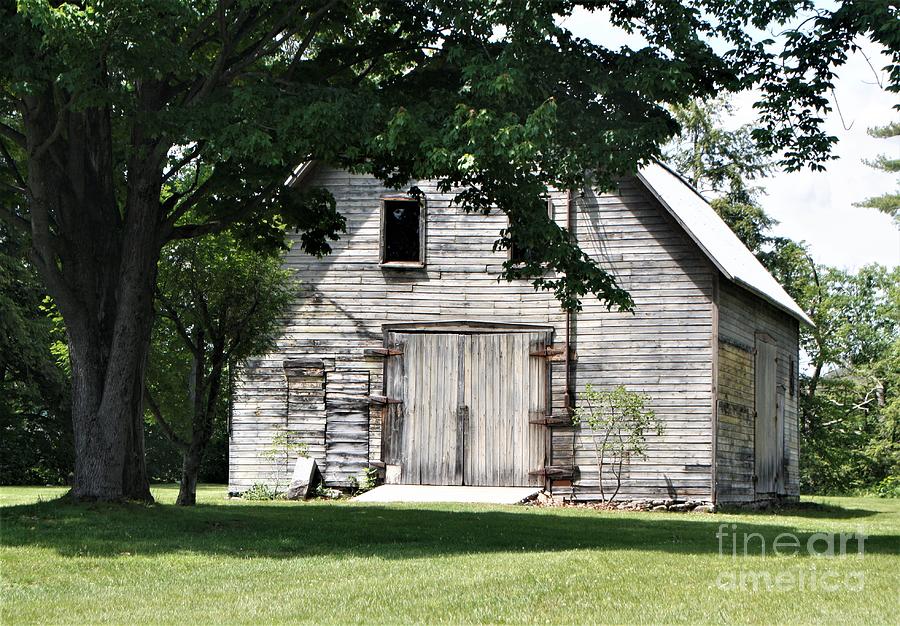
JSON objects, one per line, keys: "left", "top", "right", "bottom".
{"left": 1, "top": 485, "right": 898, "bottom": 624}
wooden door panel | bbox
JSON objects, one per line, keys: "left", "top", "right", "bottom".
{"left": 463, "top": 332, "right": 547, "bottom": 487}
{"left": 388, "top": 332, "right": 462, "bottom": 485}
{"left": 755, "top": 337, "right": 778, "bottom": 494}
{"left": 385, "top": 329, "right": 549, "bottom": 487}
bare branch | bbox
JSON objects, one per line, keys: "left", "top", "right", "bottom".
{"left": 859, "top": 48, "right": 884, "bottom": 89}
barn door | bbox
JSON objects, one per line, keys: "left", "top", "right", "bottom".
{"left": 383, "top": 329, "right": 549, "bottom": 487}
{"left": 462, "top": 332, "right": 548, "bottom": 487}
{"left": 384, "top": 332, "right": 463, "bottom": 485}
{"left": 754, "top": 335, "right": 779, "bottom": 495}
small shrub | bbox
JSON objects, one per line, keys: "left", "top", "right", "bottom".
{"left": 259, "top": 431, "right": 309, "bottom": 496}
{"left": 869, "top": 475, "right": 900, "bottom": 498}
{"left": 348, "top": 467, "right": 379, "bottom": 495}
{"left": 574, "top": 384, "right": 663, "bottom": 502}
{"left": 315, "top": 483, "right": 342, "bottom": 499}
{"left": 362, "top": 466, "right": 379, "bottom": 491}
{"left": 241, "top": 483, "right": 280, "bottom": 501}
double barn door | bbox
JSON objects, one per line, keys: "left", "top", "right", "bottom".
{"left": 383, "top": 330, "right": 550, "bottom": 487}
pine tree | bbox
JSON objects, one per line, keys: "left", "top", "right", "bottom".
{"left": 855, "top": 121, "right": 900, "bottom": 226}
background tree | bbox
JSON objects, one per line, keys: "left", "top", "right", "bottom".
{"left": 799, "top": 265, "right": 900, "bottom": 494}
{"left": 0, "top": 221, "right": 71, "bottom": 485}
{"left": 854, "top": 121, "right": 899, "bottom": 226}
{"left": 2, "top": 1, "right": 896, "bottom": 501}
{"left": 667, "top": 97, "right": 900, "bottom": 496}
{"left": 144, "top": 231, "right": 296, "bottom": 506}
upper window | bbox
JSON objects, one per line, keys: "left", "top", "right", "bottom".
{"left": 509, "top": 197, "right": 554, "bottom": 264}
{"left": 381, "top": 197, "right": 425, "bottom": 266}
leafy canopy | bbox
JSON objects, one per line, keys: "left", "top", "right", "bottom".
{"left": 3, "top": 1, "right": 899, "bottom": 311}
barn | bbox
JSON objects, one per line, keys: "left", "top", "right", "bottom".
{"left": 228, "top": 161, "right": 812, "bottom": 505}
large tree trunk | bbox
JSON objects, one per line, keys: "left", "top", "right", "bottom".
{"left": 63, "top": 205, "right": 160, "bottom": 501}
{"left": 23, "top": 87, "right": 166, "bottom": 502}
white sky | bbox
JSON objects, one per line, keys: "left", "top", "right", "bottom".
{"left": 564, "top": 8, "right": 900, "bottom": 271}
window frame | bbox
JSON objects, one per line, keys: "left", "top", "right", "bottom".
{"left": 379, "top": 195, "right": 427, "bottom": 268}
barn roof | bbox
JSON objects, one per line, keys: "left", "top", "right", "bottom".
{"left": 636, "top": 161, "right": 813, "bottom": 327}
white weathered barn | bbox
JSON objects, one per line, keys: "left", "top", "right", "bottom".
{"left": 228, "top": 162, "right": 811, "bottom": 505}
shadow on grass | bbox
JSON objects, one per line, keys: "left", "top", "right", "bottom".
{"left": 717, "top": 501, "right": 881, "bottom": 520}
{"left": 1, "top": 496, "right": 897, "bottom": 560}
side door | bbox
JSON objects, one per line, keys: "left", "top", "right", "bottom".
{"left": 754, "top": 334, "right": 778, "bottom": 495}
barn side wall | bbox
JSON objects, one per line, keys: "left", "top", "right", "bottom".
{"left": 715, "top": 279, "right": 801, "bottom": 504}
{"left": 556, "top": 185, "right": 716, "bottom": 501}
{"left": 228, "top": 167, "right": 716, "bottom": 500}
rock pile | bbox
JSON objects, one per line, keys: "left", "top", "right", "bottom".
{"left": 529, "top": 492, "right": 716, "bottom": 513}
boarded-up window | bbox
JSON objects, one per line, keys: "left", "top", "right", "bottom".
{"left": 381, "top": 198, "right": 424, "bottom": 265}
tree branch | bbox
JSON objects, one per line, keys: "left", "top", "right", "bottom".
{"left": 0, "top": 121, "right": 26, "bottom": 148}
{"left": 155, "top": 291, "right": 201, "bottom": 357}
{"left": 31, "top": 106, "right": 66, "bottom": 162}
{"left": 145, "top": 386, "right": 190, "bottom": 451}
{"left": 218, "top": 3, "right": 308, "bottom": 84}
{"left": 167, "top": 220, "right": 230, "bottom": 241}
{"left": 285, "top": 0, "right": 342, "bottom": 79}
{"left": 162, "top": 142, "right": 205, "bottom": 184}
{"left": 0, "top": 137, "right": 28, "bottom": 192}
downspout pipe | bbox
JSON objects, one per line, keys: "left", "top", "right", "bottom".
{"left": 564, "top": 189, "right": 575, "bottom": 414}
{"left": 565, "top": 189, "right": 576, "bottom": 500}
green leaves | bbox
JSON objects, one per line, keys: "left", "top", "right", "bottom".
{"left": 4, "top": 1, "right": 897, "bottom": 312}
{"left": 147, "top": 228, "right": 297, "bottom": 443}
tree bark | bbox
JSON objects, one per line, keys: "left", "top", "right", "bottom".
{"left": 23, "top": 86, "right": 165, "bottom": 502}
{"left": 176, "top": 444, "right": 205, "bottom": 506}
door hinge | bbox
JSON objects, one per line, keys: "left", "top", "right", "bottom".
{"left": 529, "top": 346, "right": 567, "bottom": 360}
{"left": 368, "top": 395, "right": 402, "bottom": 406}
{"left": 529, "top": 466, "right": 576, "bottom": 479}
{"left": 528, "top": 410, "right": 569, "bottom": 426}
{"left": 365, "top": 347, "right": 403, "bottom": 358}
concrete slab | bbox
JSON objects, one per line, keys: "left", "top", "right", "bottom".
{"left": 352, "top": 484, "right": 541, "bottom": 505}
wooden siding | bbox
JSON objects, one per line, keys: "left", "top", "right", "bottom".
{"left": 229, "top": 168, "right": 718, "bottom": 499}
{"left": 715, "top": 280, "right": 801, "bottom": 503}
{"left": 324, "top": 369, "right": 370, "bottom": 484}
{"left": 555, "top": 186, "right": 716, "bottom": 501}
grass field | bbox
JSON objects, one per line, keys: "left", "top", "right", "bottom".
{"left": 1, "top": 485, "right": 898, "bottom": 624}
